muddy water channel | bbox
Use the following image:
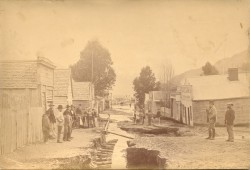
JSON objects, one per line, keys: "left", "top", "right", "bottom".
{"left": 101, "top": 109, "right": 166, "bottom": 169}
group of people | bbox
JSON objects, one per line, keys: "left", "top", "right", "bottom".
{"left": 75, "top": 104, "right": 98, "bottom": 128}
{"left": 206, "top": 100, "right": 235, "bottom": 142}
{"left": 42, "top": 103, "right": 98, "bottom": 144}
{"left": 133, "top": 106, "right": 161, "bottom": 126}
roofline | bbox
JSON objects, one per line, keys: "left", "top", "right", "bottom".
{"left": 0, "top": 60, "right": 37, "bottom": 63}
{"left": 0, "top": 57, "right": 56, "bottom": 69}
{"left": 193, "top": 96, "right": 250, "bottom": 102}
{"left": 185, "top": 72, "right": 250, "bottom": 80}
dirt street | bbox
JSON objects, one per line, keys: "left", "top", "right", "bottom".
{"left": 0, "top": 128, "right": 100, "bottom": 169}
{"left": 111, "top": 105, "right": 250, "bottom": 169}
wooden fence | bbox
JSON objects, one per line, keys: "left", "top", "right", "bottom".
{"left": 0, "top": 89, "right": 43, "bottom": 155}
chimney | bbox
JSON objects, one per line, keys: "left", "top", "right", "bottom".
{"left": 228, "top": 68, "right": 238, "bottom": 81}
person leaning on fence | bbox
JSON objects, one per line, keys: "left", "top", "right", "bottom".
{"left": 42, "top": 111, "right": 51, "bottom": 144}
{"left": 70, "top": 105, "right": 76, "bottom": 129}
{"left": 47, "top": 103, "right": 56, "bottom": 139}
{"left": 56, "top": 105, "right": 64, "bottom": 143}
{"left": 92, "top": 109, "right": 96, "bottom": 127}
{"left": 225, "top": 103, "right": 235, "bottom": 142}
{"left": 63, "top": 105, "right": 72, "bottom": 141}
{"left": 206, "top": 101, "right": 217, "bottom": 140}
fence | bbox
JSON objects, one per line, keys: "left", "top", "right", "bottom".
{"left": 0, "top": 89, "right": 43, "bottom": 155}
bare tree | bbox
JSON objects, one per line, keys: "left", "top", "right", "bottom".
{"left": 159, "top": 62, "right": 175, "bottom": 111}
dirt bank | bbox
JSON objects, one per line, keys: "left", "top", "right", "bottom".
{"left": 0, "top": 128, "right": 100, "bottom": 169}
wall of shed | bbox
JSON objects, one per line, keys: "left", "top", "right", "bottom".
{"left": 193, "top": 98, "right": 250, "bottom": 125}
{"left": 0, "top": 88, "right": 43, "bottom": 155}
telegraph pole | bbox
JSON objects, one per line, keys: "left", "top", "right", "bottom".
{"left": 91, "top": 47, "right": 94, "bottom": 109}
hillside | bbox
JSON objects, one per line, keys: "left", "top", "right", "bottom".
{"left": 171, "top": 50, "right": 249, "bottom": 87}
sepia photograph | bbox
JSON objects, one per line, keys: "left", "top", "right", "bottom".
{"left": 0, "top": 0, "right": 250, "bottom": 169}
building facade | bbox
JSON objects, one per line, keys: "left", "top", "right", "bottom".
{"left": 170, "top": 70, "right": 250, "bottom": 126}
{"left": 0, "top": 57, "right": 56, "bottom": 154}
{"left": 53, "top": 69, "right": 73, "bottom": 107}
{"left": 72, "top": 80, "right": 94, "bottom": 109}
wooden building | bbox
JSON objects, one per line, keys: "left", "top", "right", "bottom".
{"left": 0, "top": 57, "right": 55, "bottom": 155}
{"left": 171, "top": 70, "right": 250, "bottom": 126}
{"left": 53, "top": 69, "right": 73, "bottom": 107}
{"left": 147, "top": 91, "right": 169, "bottom": 116}
{"left": 72, "top": 81, "right": 94, "bottom": 109}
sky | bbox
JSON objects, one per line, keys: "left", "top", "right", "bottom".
{"left": 0, "top": 0, "right": 249, "bottom": 96}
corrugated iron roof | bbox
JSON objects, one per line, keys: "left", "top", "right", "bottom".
{"left": 72, "top": 80, "right": 93, "bottom": 100}
{"left": 53, "top": 69, "right": 71, "bottom": 97}
{"left": 181, "top": 73, "right": 250, "bottom": 100}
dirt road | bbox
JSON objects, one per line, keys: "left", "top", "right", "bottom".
{"left": 112, "top": 105, "right": 250, "bottom": 169}
{"left": 0, "top": 128, "right": 100, "bottom": 169}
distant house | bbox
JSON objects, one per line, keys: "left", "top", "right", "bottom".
{"left": 147, "top": 91, "right": 168, "bottom": 116}
{"left": 53, "top": 69, "right": 73, "bottom": 107}
{"left": 171, "top": 69, "right": 250, "bottom": 126}
{"left": 72, "top": 81, "right": 94, "bottom": 109}
{"left": 0, "top": 57, "right": 56, "bottom": 154}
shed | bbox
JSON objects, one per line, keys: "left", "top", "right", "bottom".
{"left": 0, "top": 57, "right": 56, "bottom": 154}
{"left": 173, "top": 72, "right": 250, "bottom": 126}
{"left": 72, "top": 81, "right": 94, "bottom": 109}
{"left": 53, "top": 69, "right": 73, "bottom": 107}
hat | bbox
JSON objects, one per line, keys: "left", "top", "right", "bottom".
{"left": 57, "top": 105, "right": 63, "bottom": 109}
{"left": 66, "top": 105, "right": 70, "bottom": 108}
{"left": 227, "top": 102, "right": 233, "bottom": 106}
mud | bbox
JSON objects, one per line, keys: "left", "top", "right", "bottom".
{"left": 127, "top": 147, "right": 166, "bottom": 169}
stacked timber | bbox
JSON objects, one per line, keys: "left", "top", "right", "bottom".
{"left": 92, "top": 136, "right": 118, "bottom": 169}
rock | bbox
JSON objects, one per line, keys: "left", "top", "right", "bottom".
{"left": 127, "top": 140, "right": 136, "bottom": 147}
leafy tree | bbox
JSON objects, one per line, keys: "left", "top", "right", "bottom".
{"left": 202, "top": 62, "right": 219, "bottom": 75}
{"left": 133, "top": 66, "right": 160, "bottom": 106}
{"left": 71, "top": 40, "right": 116, "bottom": 96}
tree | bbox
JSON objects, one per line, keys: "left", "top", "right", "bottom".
{"left": 133, "top": 66, "right": 160, "bottom": 106}
{"left": 71, "top": 40, "right": 116, "bottom": 96}
{"left": 202, "top": 62, "right": 219, "bottom": 75}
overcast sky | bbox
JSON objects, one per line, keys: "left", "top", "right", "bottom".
{"left": 0, "top": 0, "right": 249, "bottom": 96}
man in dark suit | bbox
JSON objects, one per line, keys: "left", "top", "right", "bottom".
{"left": 225, "top": 103, "right": 235, "bottom": 142}
{"left": 47, "top": 103, "right": 56, "bottom": 139}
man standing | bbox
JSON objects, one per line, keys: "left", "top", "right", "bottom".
{"left": 56, "top": 105, "right": 64, "bottom": 143}
{"left": 76, "top": 104, "right": 82, "bottom": 128}
{"left": 225, "top": 103, "right": 235, "bottom": 142}
{"left": 42, "top": 111, "right": 50, "bottom": 144}
{"left": 206, "top": 101, "right": 217, "bottom": 140}
{"left": 156, "top": 108, "right": 161, "bottom": 125}
{"left": 47, "top": 103, "right": 56, "bottom": 139}
{"left": 63, "top": 105, "right": 72, "bottom": 141}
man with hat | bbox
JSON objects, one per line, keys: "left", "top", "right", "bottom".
{"left": 47, "top": 102, "right": 56, "bottom": 139}
{"left": 56, "top": 105, "right": 64, "bottom": 143}
{"left": 225, "top": 102, "right": 235, "bottom": 142}
{"left": 206, "top": 101, "right": 217, "bottom": 140}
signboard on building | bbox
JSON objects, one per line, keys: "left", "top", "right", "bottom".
{"left": 180, "top": 85, "right": 192, "bottom": 106}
